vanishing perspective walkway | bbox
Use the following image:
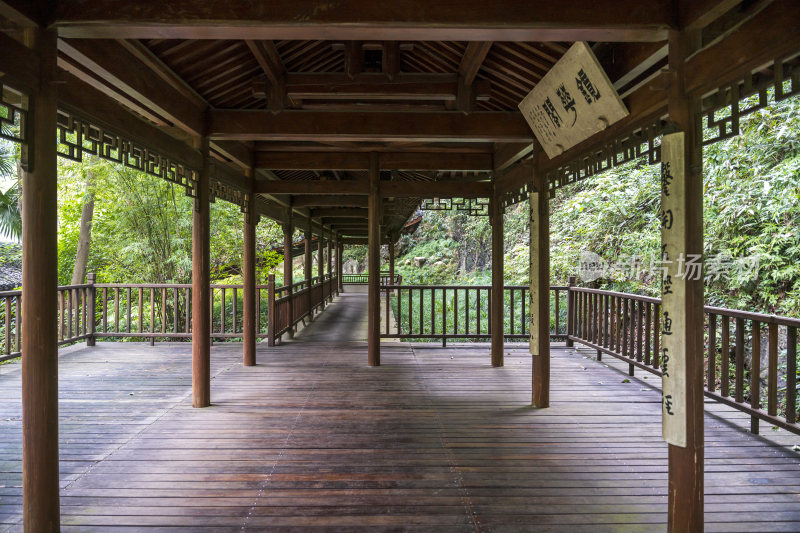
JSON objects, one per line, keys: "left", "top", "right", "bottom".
{"left": 1, "top": 288, "right": 799, "bottom": 531}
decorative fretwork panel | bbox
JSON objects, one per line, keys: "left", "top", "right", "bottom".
{"left": 701, "top": 56, "right": 800, "bottom": 146}
{"left": 0, "top": 84, "right": 26, "bottom": 144}
{"left": 55, "top": 111, "right": 198, "bottom": 197}
{"left": 500, "top": 184, "right": 531, "bottom": 212}
{"left": 210, "top": 180, "right": 248, "bottom": 213}
{"left": 546, "top": 120, "right": 666, "bottom": 195}
{"left": 421, "top": 197, "right": 490, "bottom": 216}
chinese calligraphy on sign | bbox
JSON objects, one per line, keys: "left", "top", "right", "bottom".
{"left": 518, "top": 42, "right": 629, "bottom": 159}
{"left": 660, "top": 132, "right": 689, "bottom": 448}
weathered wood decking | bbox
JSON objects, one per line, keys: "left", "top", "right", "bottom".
{"left": 1, "top": 289, "right": 799, "bottom": 532}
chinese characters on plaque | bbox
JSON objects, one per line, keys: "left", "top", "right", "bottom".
{"left": 518, "top": 42, "right": 629, "bottom": 159}
{"left": 660, "top": 132, "right": 688, "bottom": 448}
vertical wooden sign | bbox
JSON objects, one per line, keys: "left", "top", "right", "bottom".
{"left": 660, "top": 132, "right": 687, "bottom": 447}
{"left": 529, "top": 188, "right": 541, "bottom": 355}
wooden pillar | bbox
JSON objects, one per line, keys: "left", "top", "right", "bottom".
{"left": 327, "top": 237, "right": 333, "bottom": 300}
{"left": 21, "top": 28, "right": 60, "bottom": 532}
{"left": 490, "top": 196, "right": 504, "bottom": 367}
{"left": 388, "top": 239, "right": 395, "bottom": 285}
{"left": 327, "top": 238, "right": 333, "bottom": 276}
{"left": 367, "top": 153, "right": 381, "bottom": 366}
{"left": 317, "top": 235, "right": 324, "bottom": 279}
{"left": 282, "top": 217, "right": 293, "bottom": 337}
{"left": 337, "top": 242, "right": 344, "bottom": 292}
{"left": 530, "top": 155, "right": 550, "bottom": 407}
{"left": 665, "top": 29, "right": 704, "bottom": 533}
{"left": 192, "top": 138, "right": 211, "bottom": 408}
{"left": 332, "top": 235, "right": 339, "bottom": 295}
{"left": 304, "top": 230, "right": 312, "bottom": 318}
{"left": 242, "top": 195, "right": 257, "bottom": 367}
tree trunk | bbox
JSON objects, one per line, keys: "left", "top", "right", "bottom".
{"left": 70, "top": 171, "right": 95, "bottom": 285}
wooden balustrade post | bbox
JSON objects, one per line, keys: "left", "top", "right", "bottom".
{"left": 87, "top": 273, "right": 96, "bottom": 346}
{"left": 282, "top": 218, "right": 294, "bottom": 338}
{"left": 21, "top": 28, "right": 61, "bottom": 532}
{"left": 664, "top": 29, "right": 704, "bottom": 533}
{"left": 267, "top": 274, "right": 276, "bottom": 347}
{"left": 368, "top": 153, "right": 381, "bottom": 366}
{"left": 566, "top": 276, "right": 576, "bottom": 348}
{"left": 490, "top": 195, "right": 504, "bottom": 367}
{"left": 530, "top": 155, "right": 550, "bottom": 408}
{"left": 192, "top": 137, "right": 211, "bottom": 408}
{"left": 243, "top": 199, "right": 257, "bottom": 367}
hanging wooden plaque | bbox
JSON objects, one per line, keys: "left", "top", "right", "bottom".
{"left": 518, "top": 42, "right": 629, "bottom": 159}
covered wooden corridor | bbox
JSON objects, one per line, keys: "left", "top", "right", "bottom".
{"left": 2, "top": 290, "right": 799, "bottom": 532}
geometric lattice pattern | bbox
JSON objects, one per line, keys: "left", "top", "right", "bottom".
{"left": 421, "top": 197, "right": 490, "bottom": 216}
{"left": 701, "top": 55, "right": 800, "bottom": 146}
{"left": 56, "top": 111, "right": 199, "bottom": 197}
{"left": 0, "top": 84, "right": 26, "bottom": 144}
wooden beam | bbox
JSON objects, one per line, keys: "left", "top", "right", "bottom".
{"left": 323, "top": 217, "right": 367, "bottom": 225}
{"left": 493, "top": 142, "right": 533, "bottom": 173}
{"left": 57, "top": 38, "right": 204, "bottom": 138}
{"left": 52, "top": 1, "right": 673, "bottom": 41}
{"left": 382, "top": 180, "right": 491, "bottom": 198}
{"left": 245, "top": 39, "right": 285, "bottom": 112}
{"left": 210, "top": 109, "right": 533, "bottom": 143}
{"left": 115, "top": 38, "right": 206, "bottom": 109}
{"left": 0, "top": 0, "right": 41, "bottom": 27}
{"left": 0, "top": 32, "right": 39, "bottom": 92}
{"left": 367, "top": 152, "right": 380, "bottom": 366}
{"left": 459, "top": 42, "right": 493, "bottom": 85}
{"left": 680, "top": 0, "right": 743, "bottom": 30}
{"left": 341, "top": 237, "right": 367, "bottom": 245}
{"left": 256, "top": 151, "right": 492, "bottom": 171}
{"left": 458, "top": 42, "right": 493, "bottom": 112}
{"left": 292, "top": 196, "right": 368, "bottom": 208}
{"left": 311, "top": 208, "right": 368, "bottom": 218}
{"left": 21, "top": 27, "right": 60, "bottom": 533}
{"left": 257, "top": 178, "right": 491, "bottom": 197}
{"left": 684, "top": 0, "right": 800, "bottom": 97}
{"left": 285, "top": 72, "right": 490, "bottom": 101}
{"left": 255, "top": 180, "right": 367, "bottom": 195}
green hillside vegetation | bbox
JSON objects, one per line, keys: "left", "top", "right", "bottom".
{"left": 377, "top": 93, "right": 800, "bottom": 318}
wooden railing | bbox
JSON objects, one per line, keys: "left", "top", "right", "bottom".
{"left": 380, "top": 284, "right": 569, "bottom": 343}
{"left": 269, "top": 274, "right": 336, "bottom": 343}
{"left": 568, "top": 286, "right": 800, "bottom": 436}
{"left": 0, "top": 273, "right": 338, "bottom": 360}
{"left": 343, "top": 273, "right": 402, "bottom": 285}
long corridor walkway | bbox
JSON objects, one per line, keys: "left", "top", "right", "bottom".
{"left": 1, "top": 290, "right": 800, "bottom": 531}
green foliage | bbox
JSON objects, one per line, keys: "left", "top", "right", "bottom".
{"left": 395, "top": 93, "right": 800, "bottom": 318}
{"left": 54, "top": 156, "right": 286, "bottom": 286}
